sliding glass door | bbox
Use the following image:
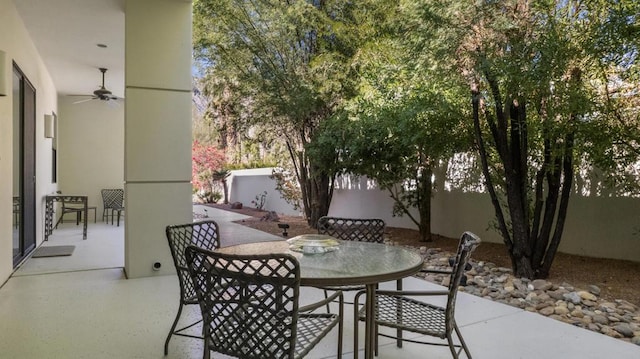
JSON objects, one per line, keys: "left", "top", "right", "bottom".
{"left": 12, "top": 64, "right": 36, "bottom": 267}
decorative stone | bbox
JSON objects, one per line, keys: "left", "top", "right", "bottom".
{"left": 593, "top": 314, "right": 609, "bottom": 325}
{"left": 540, "top": 306, "right": 555, "bottom": 316}
{"left": 231, "top": 202, "right": 243, "bottom": 209}
{"left": 563, "top": 292, "right": 582, "bottom": 304}
{"left": 412, "top": 243, "right": 640, "bottom": 347}
{"left": 613, "top": 323, "right": 634, "bottom": 338}
{"left": 548, "top": 289, "right": 568, "bottom": 301}
{"left": 618, "top": 301, "right": 638, "bottom": 312}
{"left": 531, "top": 279, "right": 553, "bottom": 291}
{"left": 578, "top": 290, "right": 598, "bottom": 302}
{"left": 555, "top": 306, "right": 570, "bottom": 315}
{"left": 570, "top": 309, "right": 584, "bottom": 318}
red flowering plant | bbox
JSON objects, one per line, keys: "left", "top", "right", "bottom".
{"left": 192, "top": 140, "right": 226, "bottom": 203}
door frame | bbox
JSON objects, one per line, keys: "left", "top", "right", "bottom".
{"left": 12, "top": 62, "right": 37, "bottom": 267}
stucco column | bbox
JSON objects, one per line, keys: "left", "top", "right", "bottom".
{"left": 124, "top": 0, "right": 192, "bottom": 278}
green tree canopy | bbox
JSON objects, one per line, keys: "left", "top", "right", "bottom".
{"left": 405, "top": 0, "right": 640, "bottom": 278}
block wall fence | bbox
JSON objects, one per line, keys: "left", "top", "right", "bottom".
{"left": 228, "top": 169, "right": 640, "bottom": 262}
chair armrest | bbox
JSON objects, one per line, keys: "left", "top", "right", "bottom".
{"left": 420, "top": 268, "right": 452, "bottom": 275}
{"left": 375, "top": 289, "right": 450, "bottom": 297}
{"left": 299, "top": 290, "right": 343, "bottom": 313}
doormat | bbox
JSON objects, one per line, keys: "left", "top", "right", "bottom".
{"left": 32, "top": 245, "right": 75, "bottom": 258}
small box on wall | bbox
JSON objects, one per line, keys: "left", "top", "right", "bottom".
{"left": 44, "top": 114, "right": 55, "bottom": 138}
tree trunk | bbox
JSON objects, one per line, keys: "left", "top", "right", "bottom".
{"left": 286, "top": 141, "right": 332, "bottom": 228}
{"left": 222, "top": 179, "right": 229, "bottom": 204}
{"left": 418, "top": 165, "right": 432, "bottom": 242}
{"left": 472, "top": 76, "right": 577, "bottom": 279}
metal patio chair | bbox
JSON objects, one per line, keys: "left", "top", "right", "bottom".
{"left": 164, "top": 220, "right": 221, "bottom": 355}
{"left": 185, "top": 246, "right": 344, "bottom": 359}
{"left": 317, "top": 216, "right": 386, "bottom": 244}
{"left": 354, "top": 231, "right": 481, "bottom": 359}
{"left": 316, "top": 217, "right": 395, "bottom": 297}
{"left": 100, "top": 188, "right": 124, "bottom": 226}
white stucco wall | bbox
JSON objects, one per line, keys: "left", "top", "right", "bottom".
{"left": 57, "top": 97, "right": 125, "bottom": 210}
{"left": 228, "top": 168, "right": 302, "bottom": 216}
{"left": 0, "top": 0, "right": 59, "bottom": 284}
{"left": 229, "top": 172, "right": 640, "bottom": 262}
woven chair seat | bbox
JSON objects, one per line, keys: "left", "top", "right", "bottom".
{"left": 210, "top": 309, "right": 339, "bottom": 359}
{"left": 359, "top": 294, "right": 447, "bottom": 338}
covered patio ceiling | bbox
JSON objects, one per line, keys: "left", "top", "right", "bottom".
{"left": 13, "top": 0, "right": 125, "bottom": 98}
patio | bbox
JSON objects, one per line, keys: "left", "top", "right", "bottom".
{"left": 0, "top": 205, "right": 638, "bottom": 358}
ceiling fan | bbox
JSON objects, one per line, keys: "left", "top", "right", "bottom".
{"left": 70, "top": 68, "right": 122, "bottom": 105}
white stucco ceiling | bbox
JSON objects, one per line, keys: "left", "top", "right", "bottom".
{"left": 13, "top": 0, "right": 125, "bottom": 98}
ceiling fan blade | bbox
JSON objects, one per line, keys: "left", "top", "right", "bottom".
{"left": 72, "top": 97, "right": 97, "bottom": 104}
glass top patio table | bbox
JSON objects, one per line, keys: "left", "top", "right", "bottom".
{"left": 217, "top": 239, "right": 424, "bottom": 359}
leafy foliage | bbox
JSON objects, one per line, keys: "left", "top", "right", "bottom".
{"left": 193, "top": 0, "right": 392, "bottom": 226}
{"left": 192, "top": 140, "right": 227, "bottom": 203}
{"left": 408, "top": 0, "right": 640, "bottom": 278}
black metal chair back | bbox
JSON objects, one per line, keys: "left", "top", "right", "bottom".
{"left": 186, "top": 246, "right": 343, "bottom": 359}
{"left": 163, "top": 220, "right": 221, "bottom": 355}
{"left": 317, "top": 216, "right": 385, "bottom": 243}
{"left": 101, "top": 189, "right": 124, "bottom": 223}
{"left": 445, "top": 232, "right": 480, "bottom": 330}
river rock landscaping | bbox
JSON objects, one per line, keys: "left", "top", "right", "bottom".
{"left": 414, "top": 245, "right": 640, "bottom": 346}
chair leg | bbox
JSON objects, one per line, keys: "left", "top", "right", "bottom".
{"left": 337, "top": 294, "right": 344, "bottom": 358}
{"left": 353, "top": 310, "right": 359, "bottom": 359}
{"left": 395, "top": 278, "right": 403, "bottom": 348}
{"left": 353, "top": 291, "right": 364, "bottom": 359}
{"left": 323, "top": 289, "right": 331, "bottom": 312}
{"left": 203, "top": 337, "right": 210, "bottom": 359}
{"left": 454, "top": 324, "right": 472, "bottom": 358}
{"left": 446, "top": 332, "right": 460, "bottom": 359}
{"left": 117, "top": 210, "right": 121, "bottom": 227}
{"left": 55, "top": 214, "right": 64, "bottom": 229}
{"left": 164, "top": 302, "right": 184, "bottom": 355}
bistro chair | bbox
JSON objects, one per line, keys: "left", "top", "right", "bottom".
{"left": 101, "top": 189, "right": 124, "bottom": 226}
{"left": 164, "top": 220, "right": 221, "bottom": 355}
{"left": 316, "top": 216, "right": 394, "bottom": 298}
{"left": 185, "top": 246, "right": 344, "bottom": 359}
{"left": 317, "top": 216, "right": 386, "bottom": 243}
{"left": 53, "top": 192, "right": 96, "bottom": 228}
{"left": 354, "top": 231, "right": 481, "bottom": 359}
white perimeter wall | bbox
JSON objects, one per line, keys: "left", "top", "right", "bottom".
{"left": 230, "top": 173, "right": 640, "bottom": 262}
{"left": 228, "top": 168, "right": 302, "bottom": 216}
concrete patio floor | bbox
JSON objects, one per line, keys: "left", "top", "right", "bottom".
{"left": 0, "top": 205, "right": 638, "bottom": 358}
